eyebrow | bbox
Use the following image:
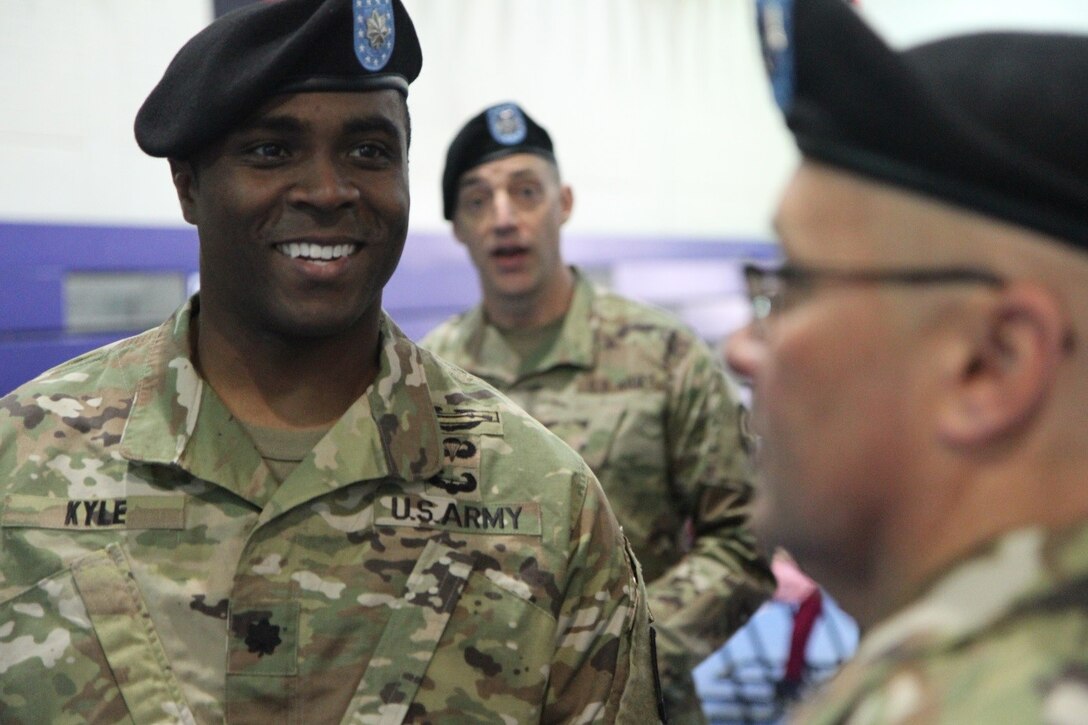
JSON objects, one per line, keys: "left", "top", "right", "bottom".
{"left": 238, "top": 114, "right": 404, "bottom": 142}
{"left": 508, "top": 169, "right": 545, "bottom": 182}
{"left": 341, "top": 116, "right": 404, "bottom": 142}
{"left": 458, "top": 168, "right": 545, "bottom": 190}
{"left": 458, "top": 176, "right": 489, "bottom": 191}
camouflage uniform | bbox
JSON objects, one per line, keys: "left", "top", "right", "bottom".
{"left": 791, "top": 523, "right": 1088, "bottom": 724}
{"left": 423, "top": 269, "right": 775, "bottom": 723}
{"left": 0, "top": 298, "right": 662, "bottom": 724}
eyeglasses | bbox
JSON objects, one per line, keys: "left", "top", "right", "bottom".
{"left": 742, "top": 262, "right": 1006, "bottom": 330}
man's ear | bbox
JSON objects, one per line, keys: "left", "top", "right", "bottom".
{"left": 169, "top": 158, "right": 199, "bottom": 225}
{"left": 451, "top": 219, "right": 468, "bottom": 247}
{"left": 559, "top": 184, "right": 574, "bottom": 225}
{"left": 937, "top": 282, "right": 1069, "bottom": 447}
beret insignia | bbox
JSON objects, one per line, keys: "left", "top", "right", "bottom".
{"left": 354, "top": 0, "right": 396, "bottom": 71}
{"left": 486, "top": 103, "right": 529, "bottom": 146}
{"left": 756, "top": 0, "right": 796, "bottom": 112}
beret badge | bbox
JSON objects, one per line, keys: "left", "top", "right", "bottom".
{"left": 486, "top": 103, "right": 529, "bottom": 146}
{"left": 354, "top": 0, "right": 396, "bottom": 71}
{"left": 756, "top": 0, "right": 796, "bottom": 112}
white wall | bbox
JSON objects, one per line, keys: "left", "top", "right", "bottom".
{"left": 404, "top": 0, "right": 795, "bottom": 239}
{"left": 2, "top": 1, "right": 1086, "bottom": 239}
{"left": 0, "top": 0, "right": 794, "bottom": 239}
{"left": 0, "top": 1, "right": 213, "bottom": 227}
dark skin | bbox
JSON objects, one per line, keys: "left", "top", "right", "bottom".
{"left": 169, "top": 90, "right": 411, "bottom": 429}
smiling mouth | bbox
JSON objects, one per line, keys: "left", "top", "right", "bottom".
{"left": 275, "top": 242, "right": 360, "bottom": 262}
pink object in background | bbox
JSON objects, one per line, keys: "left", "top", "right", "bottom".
{"left": 771, "top": 550, "right": 819, "bottom": 605}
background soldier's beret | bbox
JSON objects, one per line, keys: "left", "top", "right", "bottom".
{"left": 135, "top": 0, "right": 422, "bottom": 159}
{"left": 756, "top": 0, "right": 1088, "bottom": 249}
{"left": 442, "top": 102, "right": 556, "bottom": 220}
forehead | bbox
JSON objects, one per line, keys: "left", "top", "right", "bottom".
{"left": 234, "top": 90, "right": 408, "bottom": 135}
{"left": 776, "top": 161, "right": 901, "bottom": 261}
{"left": 459, "top": 153, "right": 556, "bottom": 188}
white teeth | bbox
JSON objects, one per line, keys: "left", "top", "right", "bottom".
{"left": 276, "top": 242, "right": 358, "bottom": 261}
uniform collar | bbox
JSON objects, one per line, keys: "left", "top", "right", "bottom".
{"left": 857, "top": 523, "right": 1088, "bottom": 662}
{"left": 462, "top": 267, "right": 598, "bottom": 385}
{"left": 121, "top": 296, "right": 443, "bottom": 508}
{"left": 797, "top": 521, "right": 1088, "bottom": 723}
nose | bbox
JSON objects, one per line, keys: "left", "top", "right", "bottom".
{"left": 724, "top": 322, "right": 764, "bottom": 384}
{"left": 491, "top": 190, "right": 517, "bottom": 231}
{"left": 287, "top": 156, "right": 361, "bottom": 212}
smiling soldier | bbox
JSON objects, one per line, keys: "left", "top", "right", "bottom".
{"left": 0, "top": 1, "right": 662, "bottom": 722}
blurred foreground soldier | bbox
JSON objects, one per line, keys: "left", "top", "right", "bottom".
{"left": 728, "top": 0, "right": 1088, "bottom": 721}
{"left": 423, "top": 103, "right": 775, "bottom": 723}
{"left": 0, "top": 2, "right": 663, "bottom": 722}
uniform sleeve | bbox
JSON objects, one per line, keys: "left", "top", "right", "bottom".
{"left": 646, "top": 335, "right": 776, "bottom": 713}
{"left": 543, "top": 467, "right": 665, "bottom": 723}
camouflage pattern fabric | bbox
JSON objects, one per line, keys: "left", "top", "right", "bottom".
{"left": 423, "top": 269, "right": 776, "bottom": 724}
{"left": 790, "top": 522, "right": 1088, "bottom": 724}
{"left": 0, "top": 297, "right": 663, "bottom": 724}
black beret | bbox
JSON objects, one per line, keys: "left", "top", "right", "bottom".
{"left": 756, "top": 0, "right": 1088, "bottom": 249}
{"left": 136, "top": 0, "right": 422, "bottom": 159}
{"left": 442, "top": 102, "right": 556, "bottom": 220}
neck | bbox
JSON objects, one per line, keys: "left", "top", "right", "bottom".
{"left": 192, "top": 307, "right": 382, "bottom": 429}
{"left": 826, "top": 453, "right": 1088, "bottom": 629}
{"left": 484, "top": 265, "right": 575, "bottom": 331}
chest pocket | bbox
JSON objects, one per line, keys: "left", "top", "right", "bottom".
{"left": 341, "top": 538, "right": 556, "bottom": 725}
{"left": 527, "top": 389, "right": 667, "bottom": 476}
{"left": 0, "top": 543, "right": 193, "bottom": 724}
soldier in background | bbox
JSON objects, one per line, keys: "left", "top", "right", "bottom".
{"left": 0, "top": 1, "right": 662, "bottom": 721}
{"left": 423, "top": 102, "right": 776, "bottom": 724}
{"left": 728, "top": 0, "right": 1088, "bottom": 720}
